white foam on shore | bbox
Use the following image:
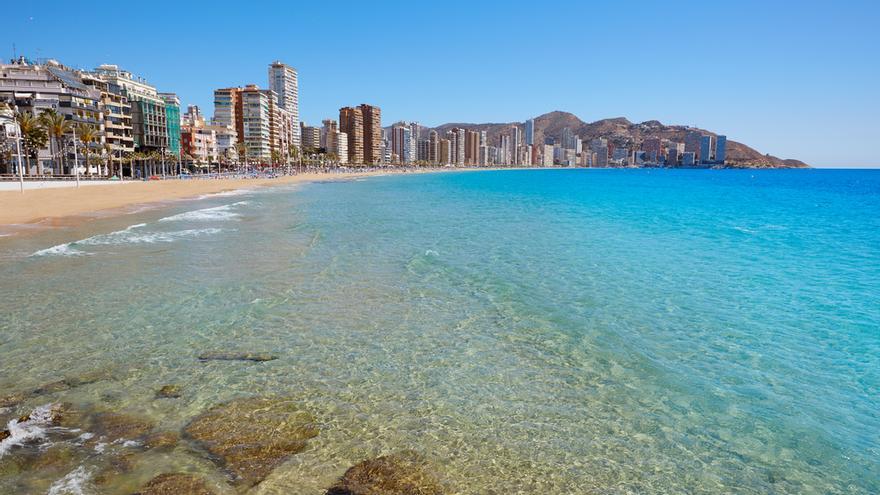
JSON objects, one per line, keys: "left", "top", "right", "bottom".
{"left": 196, "top": 189, "right": 253, "bottom": 200}
{"left": 158, "top": 201, "right": 249, "bottom": 222}
{"left": 47, "top": 465, "right": 92, "bottom": 495}
{"left": 0, "top": 404, "right": 58, "bottom": 458}
{"left": 77, "top": 227, "right": 224, "bottom": 246}
{"left": 31, "top": 243, "right": 88, "bottom": 257}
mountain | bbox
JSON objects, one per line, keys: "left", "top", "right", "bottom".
{"left": 424, "top": 111, "right": 808, "bottom": 168}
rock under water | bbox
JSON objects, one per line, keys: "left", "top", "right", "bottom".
{"left": 155, "top": 385, "right": 182, "bottom": 399}
{"left": 183, "top": 396, "right": 318, "bottom": 487}
{"left": 135, "top": 473, "right": 216, "bottom": 495}
{"left": 197, "top": 351, "right": 278, "bottom": 362}
{"left": 326, "top": 453, "right": 444, "bottom": 495}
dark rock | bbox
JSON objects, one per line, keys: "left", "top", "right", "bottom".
{"left": 6, "top": 369, "right": 113, "bottom": 402}
{"left": 155, "top": 385, "right": 182, "bottom": 399}
{"left": 93, "top": 451, "right": 139, "bottom": 486}
{"left": 197, "top": 351, "right": 278, "bottom": 362}
{"left": 49, "top": 402, "right": 84, "bottom": 429}
{"left": 0, "top": 392, "right": 27, "bottom": 408}
{"left": 144, "top": 431, "right": 179, "bottom": 450}
{"left": 89, "top": 411, "right": 155, "bottom": 442}
{"left": 28, "top": 444, "right": 78, "bottom": 471}
{"left": 135, "top": 473, "right": 216, "bottom": 495}
{"left": 32, "top": 370, "right": 109, "bottom": 395}
{"left": 184, "top": 396, "right": 318, "bottom": 487}
{"left": 326, "top": 453, "right": 444, "bottom": 495}
{"left": 0, "top": 429, "right": 9, "bottom": 442}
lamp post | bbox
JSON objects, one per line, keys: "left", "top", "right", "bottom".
{"left": 71, "top": 125, "right": 80, "bottom": 188}
{"left": 4, "top": 122, "right": 25, "bottom": 193}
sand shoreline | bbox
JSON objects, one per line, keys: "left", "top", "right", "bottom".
{"left": 0, "top": 168, "right": 459, "bottom": 235}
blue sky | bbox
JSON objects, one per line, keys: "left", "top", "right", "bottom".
{"left": 4, "top": 0, "right": 879, "bottom": 167}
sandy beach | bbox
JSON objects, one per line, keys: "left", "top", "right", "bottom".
{"left": 0, "top": 170, "right": 418, "bottom": 230}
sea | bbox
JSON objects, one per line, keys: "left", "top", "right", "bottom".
{"left": 0, "top": 169, "right": 877, "bottom": 494}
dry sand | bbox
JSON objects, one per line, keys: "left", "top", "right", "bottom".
{"left": 0, "top": 170, "right": 399, "bottom": 229}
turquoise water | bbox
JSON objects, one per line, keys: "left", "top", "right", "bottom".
{"left": 0, "top": 169, "right": 878, "bottom": 494}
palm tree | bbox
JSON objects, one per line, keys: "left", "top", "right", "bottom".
{"left": 270, "top": 149, "right": 283, "bottom": 171}
{"left": 76, "top": 123, "right": 99, "bottom": 177}
{"left": 129, "top": 151, "right": 144, "bottom": 179}
{"left": 15, "top": 112, "right": 47, "bottom": 175}
{"left": 38, "top": 109, "right": 72, "bottom": 175}
{"left": 235, "top": 142, "right": 248, "bottom": 175}
{"left": 121, "top": 151, "right": 135, "bottom": 179}
{"left": 288, "top": 146, "right": 300, "bottom": 174}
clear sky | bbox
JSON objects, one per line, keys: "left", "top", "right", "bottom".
{"left": 4, "top": 0, "right": 879, "bottom": 167}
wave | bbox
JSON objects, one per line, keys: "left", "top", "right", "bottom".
{"left": 196, "top": 189, "right": 253, "bottom": 200}
{"left": 47, "top": 465, "right": 92, "bottom": 495}
{"left": 158, "top": 201, "right": 249, "bottom": 222}
{"left": 0, "top": 404, "right": 59, "bottom": 458}
{"left": 31, "top": 243, "right": 89, "bottom": 257}
{"left": 31, "top": 225, "right": 225, "bottom": 256}
{"left": 76, "top": 227, "right": 225, "bottom": 247}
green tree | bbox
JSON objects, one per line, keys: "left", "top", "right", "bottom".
{"left": 75, "top": 123, "right": 99, "bottom": 176}
{"left": 235, "top": 142, "right": 248, "bottom": 174}
{"left": 16, "top": 112, "right": 48, "bottom": 175}
{"left": 38, "top": 109, "right": 72, "bottom": 175}
{"left": 271, "top": 149, "right": 283, "bottom": 169}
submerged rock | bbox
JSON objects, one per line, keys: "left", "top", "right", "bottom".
{"left": 155, "top": 385, "right": 182, "bottom": 399}
{"left": 93, "top": 450, "right": 139, "bottom": 486}
{"left": 144, "top": 431, "right": 179, "bottom": 450}
{"left": 183, "top": 396, "right": 318, "bottom": 487}
{"left": 33, "top": 369, "right": 112, "bottom": 395}
{"left": 89, "top": 411, "right": 155, "bottom": 442}
{"left": 197, "top": 351, "right": 278, "bottom": 362}
{"left": 0, "top": 392, "right": 27, "bottom": 408}
{"left": 135, "top": 473, "right": 216, "bottom": 495}
{"left": 326, "top": 453, "right": 444, "bottom": 495}
{"left": 0, "top": 369, "right": 112, "bottom": 409}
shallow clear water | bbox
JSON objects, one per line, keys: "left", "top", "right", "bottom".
{"left": 1, "top": 169, "right": 878, "bottom": 494}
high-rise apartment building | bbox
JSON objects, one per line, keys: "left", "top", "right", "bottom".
{"left": 699, "top": 135, "right": 714, "bottom": 164}
{"left": 439, "top": 138, "right": 451, "bottom": 164}
{"left": 301, "top": 123, "right": 321, "bottom": 150}
{"left": 93, "top": 64, "right": 167, "bottom": 153}
{"left": 641, "top": 138, "right": 662, "bottom": 163}
{"left": 542, "top": 144, "right": 554, "bottom": 166}
{"left": 562, "top": 127, "right": 575, "bottom": 150}
{"left": 80, "top": 73, "right": 134, "bottom": 170}
{"left": 339, "top": 106, "right": 364, "bottom": 164}
{"left": 465, "top": 129, "right": 480, "bottom": 165}
{"left": 268, "top": 61, "right": 300, "bottom": 148}
{"left": 591, "top": 138, "right": 609, "bottom": 167}
{"left": 426, "top": 130, "right": 438, "bottom": 164}
{"left": 359, "top": 104, "right": 381, "bottom": 164}
{"left": 180, "top": 105, "right": 218, "bottom": 166}
{"left": 158, "top": 93, "right": 180, "bottom": 156}
{"left": 321, "top": 119, "right": 337, "bottom": 149}
{"left": 238, "top": 85, "right": 272, "bottom": 162}
{"left": 511, "top": 125, "right": 522, "bottom": 152}
{"left": 391, "top": 122, "right": 414, "bottom": 164}
{"left": 525, "top": 118, "right": 535, "bottom": 145}
{"left": 715, "top": 135, "right": 727, "bottom": 164}
{"left": 684, "top": 131, "right": 703, "bottom": 160}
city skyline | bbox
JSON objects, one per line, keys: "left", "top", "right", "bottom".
{"left": 3, "top": 0, "right": 879, "bottom": 168}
